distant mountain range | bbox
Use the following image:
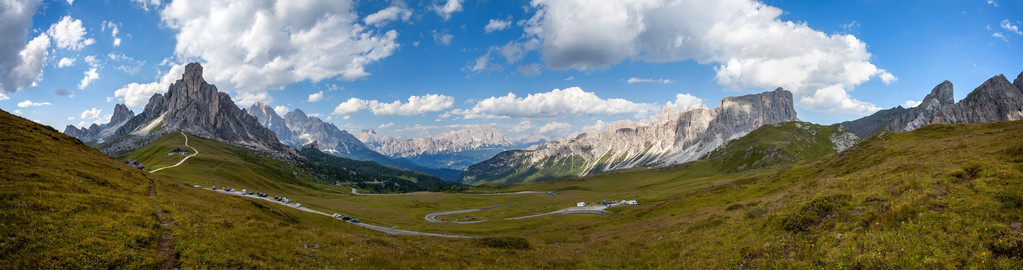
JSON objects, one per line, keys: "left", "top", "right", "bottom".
{"left": 61, "top": 63, "right": 1023, "bottom": 186}
{"left": 246, "top": 102, "right": 462, "bottom": 180}
{"left": 462, "top": 88, "right": 798, "bottom": 184}
{"left": 355, "top": 126, "right": 543, "bottom": 170}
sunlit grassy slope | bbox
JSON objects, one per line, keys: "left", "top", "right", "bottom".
{"left": 8, "top": 105, "right": 1023, "bottom": 268}
{"left": 121, "top": 132, "right": 457, "bottom": 194}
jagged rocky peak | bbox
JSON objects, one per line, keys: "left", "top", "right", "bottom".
{"left": 1014, "top": 70, "right": 1023, "bottom": 94}
{"left": 922, "top": 81, "right": 955, "bottom": 108}
{"left": 62, "top": 103, "right": 135, "bottom": 143}
{"left": 104, "top": 62, "right": 286, "bottom": 153}
{"left": 110, "top": 104, "right": 135, "bottom": 125}
{"left": 966, "top": 74, "right": 1021, "bottom": 101}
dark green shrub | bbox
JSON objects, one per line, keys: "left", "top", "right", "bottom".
{"left": 996, "top": 191, "right": 1023, "bottom": 208}
{"left": 479, "top": 237, "right": 531, "bottom": 250}
{"left": 782, "top": 194, "right": 851, "bottom": 232}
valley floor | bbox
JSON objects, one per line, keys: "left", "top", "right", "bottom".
{"left": 7, "top": 107, "right": 1023, "bottom": 268}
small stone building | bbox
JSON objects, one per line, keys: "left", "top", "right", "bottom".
{"left": 126, "top": 160, "right": 145, "bottom": 170}
{"left": 171, "top": 147, "right": 189, "bottom": 155}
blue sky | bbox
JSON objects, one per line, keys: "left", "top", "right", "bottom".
{"left": 1, "top": 0, "right": 1020, "bottom": 140}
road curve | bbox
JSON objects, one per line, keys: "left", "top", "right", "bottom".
{"left": 352, "top": 188, "right": 555, "bottom": 197}
{"left": 211, "top": 189, "right": 470, "bottom": 238}
{"left": 151, "top": 133, "right": 198, "bottom": 173}
{"left": 424, "top": 204, "right": 515, "bottom": 223}
{"left": 505, "top": 207, "right": 610, "bottom": 220}
{"left": 145, "top": 134, "right": 469, "bottom": 238}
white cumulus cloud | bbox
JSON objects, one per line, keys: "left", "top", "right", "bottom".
{"left": 132, "top": 0, "right": 162, "bottom": 11}
{"left": 902, "top": 100, "right": 921, "bottom": 108}
{"left": 333, "top": 94, "right": 455, "bottom": 116}
{"left": 433, "top": 0, "right": 463, "bottom": 20}
{"left": 0, "top": 93, "right": 8, "bottom": 100}
{"left": 114, "top": 64, "right": 185, "bottom": 107}
{"left": 80, "top": 107, "right": 101, "bottom": 119}
{"left": 273, "top": 105, "right": 289, "bottom": 115}
{"left": 364, "top": 5, "right": 412, "bottom": 26}
{"left": 17, "top": 100, "right": 52, "bottom": 108}
{"left": 1002, "top": 19, "right": 1023, "bottom": 36}
{"left": 514, "top": 0, "right": 891, "bottom": 116}
{"left": 798, "top": 85, "right": 881, "bottom": 116}
{"left": 333, "top": 98, "right": 369, "bottom": 115}
{"left": 47, "top": 16, "right": 95, "bottom": 51}
{"left": 626, "top": 77, "right": 672, "bottom": 84}
{"left": 432, "top": 30, "right": 453, "bottom": 45}
{"left": 665, "top": 93, "right": 704, "bottom": 110}
{"left": 58, "top": 57, "right": 75, "bottom": 68}
{"left": 78, "top": 55, "right": 101, "bottom": 89}
{"left": 78, "top": 67, "right": 99, "bottom": 89}
{"left": 103, "top": 21, "right": 122, "bottom": 47}
{"left": 308, "top": 91, "right": 324, "bottom": 102}
{"left": 453, "top": 87, "right": 657, "bottom": 119}
{"left": 485, "top": 19, "right": 511, "bottom": 33}
{"left": 0, "top": 0, "right": 48, "bottom": 94}
{"left": 538, "top": 121, "right": 570, "bottom": 134}
{"left": 160, "top": 0, "right": 400, "bottom": 105}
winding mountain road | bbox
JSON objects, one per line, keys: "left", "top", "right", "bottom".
{"left": 425, "top": 204, "right": 515, "bottom": 223}
{"left": 150, "top": 133, "right": 198, "bottom": 173}
{"left": 352, "top": 188, "right": 555, "bottom": 197}
{"left": 212, "top": 189, "right": 470, "bottom": 238}
{"left": 505, "top": 206, "right": 610, "bottom": 220}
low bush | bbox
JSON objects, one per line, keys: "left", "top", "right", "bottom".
{"left": 781, "top": 194, "right": 851, "bottom": 232}
{"left": 479, "top": 237, "right": 531, "bottom": 250}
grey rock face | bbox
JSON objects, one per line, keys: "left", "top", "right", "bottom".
{"left": 100, "top": 63, "right": 286, "bottom": 154}
{"left": 63, "top": 103, "right": 135, "bottom": 143}
{"left": 247, "top": 102, "right": 292, "bottom": 143}
{"left": 463, "top": 88, "right": 798, "bottom": 184}
{"left": 887, "top": 81, "right": 955, "bottom": 132}
{"left": 887, "top": 73, "right": 1023, "bottom": 132}
{"left": 839, "top": 106, "right": 908, "bottom": 140}
{"left": 1014, "top": 71, "right": 1023, "bottom": 95}
{"left": 280, "top": 109, "right": 373, "bottom": 155}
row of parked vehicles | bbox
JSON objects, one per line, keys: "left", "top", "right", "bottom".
{"left": 198, "top": 184, "right": 360, "bottom": 223}
{"left": 331, "top": 213, "right": 359, "bottom": 223}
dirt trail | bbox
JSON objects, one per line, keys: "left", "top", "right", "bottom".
{"left": 147, "top": 176, "right": 178, "bottom": 269}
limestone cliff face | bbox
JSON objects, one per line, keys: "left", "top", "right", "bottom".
{"left": 887, "top": 72, "right": 1023, "bottom": 132}
{"left": 99, "top": 63, "right": 286, "bottom": 154}
{"left": 462, "top": 88, "right": 798, "bottom": 184}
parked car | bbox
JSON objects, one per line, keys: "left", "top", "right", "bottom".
{"left": 332, "top": 213, "right": 341, "bottom": 218}
{"left": 341, "top": 216, "right": 352, "bottom": 221}
{"left": 295, "top": 203, "right": 302, "bottom": 208}
{"left": 351, "top": 218, "right": 360, "bottom": 223}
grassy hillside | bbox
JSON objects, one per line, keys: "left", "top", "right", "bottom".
{"left": 120, "top": 132, "right": 458, "bottom": 194}
{"left": 700, "top": 121, "right": 857, "bottom": 173}
{"left": 8, "top": 104, "right": 1023, "bottom": 268}
{"left": 0, "top": 110, "right": 561, "bottom": 269}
